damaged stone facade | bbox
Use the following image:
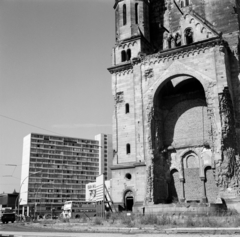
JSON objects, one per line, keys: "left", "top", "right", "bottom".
{"left": 108, "top": 0, "right": 240, "bottom": 211}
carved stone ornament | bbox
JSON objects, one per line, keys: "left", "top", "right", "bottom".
{"left": 144, "top": 69, "right": 154, "bottom": 81}
{"left": 115, "top": 91, "right": 124, "bottom": 104}
{"left": 131, "top": 56, "right": 142, "bottom": 65}
{"left": 215, "top": 87, "right": 239, "bottom": 191}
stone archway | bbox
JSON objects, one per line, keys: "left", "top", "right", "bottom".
{"left": 145, "top": 62, "right": 221, "bottom": 162}
{"left": 147, "top": 73, "right": 214, "bottom": 204}
{"left": 168, "top": 169, "right": 181, "bottom": 202}
{"left": 182, "top": 152, "right": 202, "bottom": 202}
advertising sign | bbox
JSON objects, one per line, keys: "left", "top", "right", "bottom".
{"left": 85, "top": 182, "right": 97, "bottom": 202}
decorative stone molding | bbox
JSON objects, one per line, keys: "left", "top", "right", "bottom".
{"left": 116, "top": 40, "right": 138, "bottom": 50}
{"left": 140, "top": 38, "right": 226, "bottom": 67}
{"left": 108, "top": 62, "right": 132, "bottom": 75}
{"left": 110, "top": 162, "right": 146, "bottom": 170}
{"left": 116, "top": 69, "right": 133, "bottom": 76}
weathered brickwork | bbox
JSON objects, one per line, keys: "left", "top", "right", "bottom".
{"left": 109, "top": 0, "right": 240, "bottom": 212}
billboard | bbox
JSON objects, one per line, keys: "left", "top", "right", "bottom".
{"left": 85, "top": 182, "right": 97, "bottom": 202}
{"left": 86, "top": 177, "right": 111, "bottom": 202}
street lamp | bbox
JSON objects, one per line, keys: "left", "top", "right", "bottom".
{"left": 34, "top": 181, "right": 54, "bottom": 219}
{"left": 16, "top": 171, "right": 42, "bottom": 215}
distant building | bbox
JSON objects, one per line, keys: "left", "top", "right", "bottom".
{"left": 20, "top": 133, "right": 100, "bottom": 215}
{"left": 95, "top": 134, "right": 113, "bottom": 180}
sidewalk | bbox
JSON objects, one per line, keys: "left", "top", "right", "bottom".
{"left": 1, "top": 222, "right": 240, "bottom": 235}
{"left": 4, "top": 222, "right": 240, "bottom": 234}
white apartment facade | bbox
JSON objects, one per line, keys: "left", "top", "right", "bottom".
{"left": 94, "top": 134, "right": 113, "bottom": 180}
{"left": 20, "top": 133, "right": 100, "bottom": 215}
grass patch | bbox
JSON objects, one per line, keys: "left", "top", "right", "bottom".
{"left": 140, "top": 214, "right": 158, "bottom": 225}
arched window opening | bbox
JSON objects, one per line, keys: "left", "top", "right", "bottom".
{"left": 180, "top": 0, "right": 184, "bottom": 8}
{"left": 185, "top": 28, "right": 193, "bottom": 45}
{"left": 171, "top": 38, "right": 175, "bottom": 49}
{"left": 168, "top": 39, "right": 172, "bottom": 49}
{"left": 126, "top": 49, "right": 131, "bottom": 61}
{"left": 175, "top": 34, "right": 181, "bottom": 47}
{"left": 126, "top": 144, "right": 131, "bottom": 154}
{"left": 123, "top": 4, "right": 127, "bottom": 26}
{"left": 135, "top": 3, "right": 139, "bottom": 24}
{"left": 121, "top": 50, "right": 126, "bottom": 62}
{"left": 186, "top": 0, "right": 190, "bottom": 6}
{"left": 125, "top": 103, "right": 130, "bottom": 113}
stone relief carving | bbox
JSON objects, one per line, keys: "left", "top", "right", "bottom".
{"left": 146, "top": 165, "right": 153, "bottom": 203}
{"left": 144, "top": 68, "right": 154, "bottom": 81}
{"left": 205, "top": 82, "right": 220, "bottom": 162}
{"left": 114, "top": 91, "right": 124, "bottom": 104}
{"left": 215, "top": 87, "right": 239, "bottom": 191}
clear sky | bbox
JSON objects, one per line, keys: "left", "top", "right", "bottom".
{"left": 0, "top": 0, "right": 115, "bottom": 194}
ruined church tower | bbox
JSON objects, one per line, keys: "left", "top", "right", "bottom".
{"left": 108, "top": 0, "right": 240, "bottom": 212}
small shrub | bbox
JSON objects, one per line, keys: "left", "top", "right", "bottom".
{"left": 200, "top": 217, "right": 218, "bottom": 227}
{"left": 233, "top": 216, "right": 240, "bottom": 227}
{"left": 109, "top": 213, "right": 119, "bottom": 224}
{"left": 157, "top": 214, "right": 171, "bottom": 226}
{"left": 121, "top": 214, "right": 135, "bottom": 227}
{"left": 82, "top": 215, "right": 87, "bottom": 222}
{"left": 172, "top": 197, "right": 179, "bottom": 204}
{"left": 94, "top": 217, "right": 103, "bottom": 225}
{"left": 185, "top": 216, "right": 195, "bottom": 227}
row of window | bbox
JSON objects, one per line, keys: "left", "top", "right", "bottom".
{"left": 180, "top": 0, "right": 191, "bottom": 8}
{"left": 30, "top": 156, "right": 98, "bottom": 163}
{"left": 121, "top": 49, "right": 131, "bottom": 62}
{"left": 28, "top": 197, "right": 85, "bottom": 203}
{"left": 122, "top": 3, "right": 139, "bottom": 26}
{"left": 32, "top": 136, "right": 98, "bottom": 145}
{"left": 168, "top": 28, "right": 193, "bottom": 49}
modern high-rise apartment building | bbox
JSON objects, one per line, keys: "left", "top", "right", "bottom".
{"left": 20, "top": 133, "right": 100, "bottom": 215}
{"left": 95, "top": 134, "right": 113, "bottom": 180}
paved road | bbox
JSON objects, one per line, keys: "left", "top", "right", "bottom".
{"left": 0, "top": 232, "right": 240, "bottom": 237}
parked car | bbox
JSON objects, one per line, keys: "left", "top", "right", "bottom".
{"left": 1, "top": 213, "right": 16, "bottom": 224}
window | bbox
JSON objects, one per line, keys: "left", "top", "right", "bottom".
{"left": 175, "top": 33, "right": 181, "bottom": 47}
{"left": 125, "top": 173, "right": 132, "bottom": 180}
{"left": 125, "top": 103, "right": 130, "bottom": 113}
{"left": 180, "top": 0, "right": 191, "bottom": 8}
{"left": 123, "top": 4, "right": 127, "bottom": 25}
{"left": 168, "top": 38, "right": 172, "bottom": 49}
{"left": 121, "top": 50, "right": 126, "bottom": 62}
{"left": 126, "top": 144, "right": 131, "bottom": 154}
{"left": 126, "top": 49, "right": 131, "bottom": 61}
{"left": 185, "top": 28, "right": 193, "bottom": 45}
{"left": 135, "top": 3, "right": 139, "bottom": 24}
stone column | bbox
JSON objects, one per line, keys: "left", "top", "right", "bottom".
{"left": 200, "top": 177, "right": 207, "bottom": 203}
{"left": 180, "top": 178, "right": 185, "bottom": 202}
{"left": 27, "top": 206, "right": 29, "bottom": 216}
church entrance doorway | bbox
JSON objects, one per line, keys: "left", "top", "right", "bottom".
{"left": 124, "top": 191, "right": 134, "bottom": 211}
